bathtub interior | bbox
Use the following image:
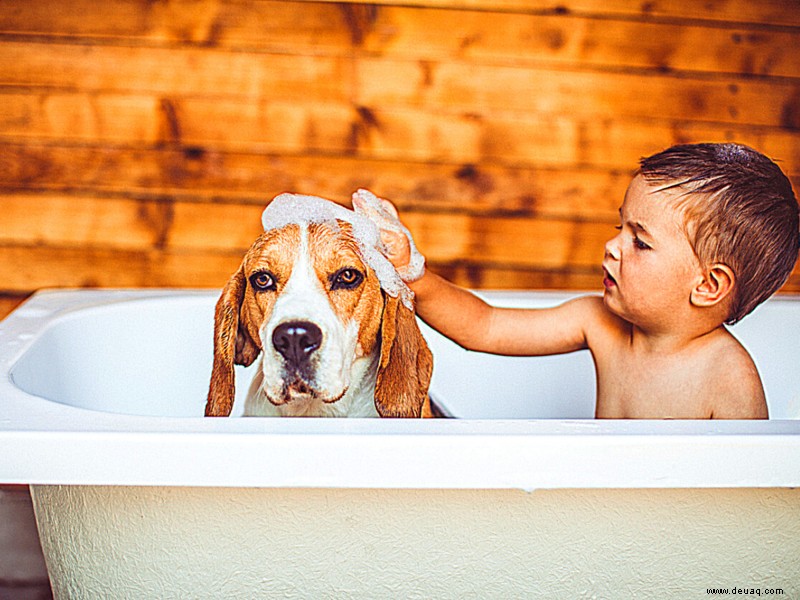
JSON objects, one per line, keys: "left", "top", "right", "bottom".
{"left": 10, "top": 296, "right": 227, "bottom": 417}
{"left": 6, "top": 291, "right": 800, "bottom": 419}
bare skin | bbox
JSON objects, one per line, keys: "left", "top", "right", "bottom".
{"left": 357, "top": 175, "right": 768, "bottom": 419}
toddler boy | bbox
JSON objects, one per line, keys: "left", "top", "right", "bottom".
{"left": 355, "top": 143, "right": 799, "bottom": 419}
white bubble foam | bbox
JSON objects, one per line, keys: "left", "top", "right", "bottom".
{"left": 261, "top": 192, "right": 415, "bottom": 310}
{"left": 351, "top": 189, "right": 426, "bottom": 283}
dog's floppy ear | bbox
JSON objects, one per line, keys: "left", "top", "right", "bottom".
{"left": 374, "top": 294, "right": 433, "bottom": 418}
{"left": 205, "top": 264, "right": 261, "bottom": 417}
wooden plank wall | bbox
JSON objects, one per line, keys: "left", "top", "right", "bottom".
{"left": 1, "top": 0, "right": 799, "bottom": 318}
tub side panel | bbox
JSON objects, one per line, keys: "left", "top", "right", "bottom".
{"left": 30, "top": 485, "right": 800, "bottom": 599}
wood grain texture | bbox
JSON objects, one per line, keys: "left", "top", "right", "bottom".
{"left": 0, "top": 0, "right": 798, "bottom": 312}
{"left": 293, "top": 0, "right": 800, "bottom": 27}
{"left": 4, "top": 93, "right": 799, "bottom": 174}
{"left": 2, "top": 1, "right": 798, "bottom": 76}
{"left": 0, "top": 295, "right": 29, "bottom": 321}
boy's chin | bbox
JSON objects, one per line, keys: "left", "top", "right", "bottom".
{"left": 602, "top": 289, "right": 624, "bottom": 316}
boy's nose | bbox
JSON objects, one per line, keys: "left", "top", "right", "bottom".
{"left": 604, "top": 234, "right": 621, "bottom": 260}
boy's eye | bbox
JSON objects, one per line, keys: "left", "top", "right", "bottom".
{"left": 330, "top": 268, "right": 364, "bottom": 290}
{"left": 633, "top": 236, "right": 651, "bottom": 251}
{"left": 249, "top": 271, "right": 277, "bottom": 292}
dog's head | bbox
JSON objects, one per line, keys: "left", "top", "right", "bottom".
{"left": 205, "top": 194, "right": 432, "bottom": 418}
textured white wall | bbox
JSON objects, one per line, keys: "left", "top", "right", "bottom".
{"left": 32, "top": 486, "right": 800, "bottom": 599}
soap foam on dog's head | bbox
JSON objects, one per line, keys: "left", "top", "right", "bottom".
{"left": 261, "top": 192, "right": 414, "bottom": 309}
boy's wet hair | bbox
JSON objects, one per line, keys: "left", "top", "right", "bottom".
{"left": 640, "top": 143, "right": 799, "bottom": 324}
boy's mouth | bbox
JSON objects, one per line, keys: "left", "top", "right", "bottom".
{"left": 602, "top": 267, "right": 617, "bottom": 289}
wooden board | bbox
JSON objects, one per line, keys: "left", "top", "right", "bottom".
{"left": 3, "top": 93, "right": 799, "bottom": 174}
{"left": 1, "top": 2, "right": 798, "bottom": 76}
{"left": 0, "top": 295, "right": 29, "bottom": 321}
{"left": 297, "top": 0, "right": 800, "bottom": 27}
{"left": 356, "top": 58, "right": 800, "bottom": 129}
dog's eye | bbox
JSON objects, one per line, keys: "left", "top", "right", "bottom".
{"left": 249, "top": 271, "right": 277, "bottom": 292}
{"left": 330, "top": 268, "right": 363, "bottom": 290}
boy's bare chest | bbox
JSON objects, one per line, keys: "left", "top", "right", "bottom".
{"left": 594, "top": 349, "right": 714, "bottom": 419}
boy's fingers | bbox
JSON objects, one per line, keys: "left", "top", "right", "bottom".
{"left": 380, "top": 199, "right": 399, "bottom": 219}
{"left": 352, "top": 188, "right": 425, "bottom": 281}
{"left": 354, "top": 194, "right": 403, "bottom": 233}
{"left": 352, "top": 189, "right": 393, "bottom": 219}
{"left": 351, "top": 194, "right": 374, "bottom": 217}
{"left": 353, "top": 194, "right": 390, "bottom": 226}
{"left": 380, "top": 230, "right": 412, "bottom": 268}
{"left": 380, "top": 229, "right": 407, "bottom": 250}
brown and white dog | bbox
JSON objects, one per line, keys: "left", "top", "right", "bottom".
{"left": 205, "top": 193, "right": 433, "bottom": 418}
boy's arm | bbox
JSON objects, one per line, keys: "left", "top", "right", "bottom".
{"left": 412, "top": 270, "right": 595, "bottom": 355}
{"left": 353, "top": 191, "right": 593, "bottom": 356}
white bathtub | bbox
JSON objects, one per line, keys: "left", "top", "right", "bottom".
{"left": 1, "top": 289, "right": 799, "bottom": 598}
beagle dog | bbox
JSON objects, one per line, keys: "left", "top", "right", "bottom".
{"left": 205, "top": 192, "right": 433, "bottom": 418}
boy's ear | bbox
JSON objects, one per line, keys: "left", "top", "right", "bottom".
{"left": 691, "top": 263, "right": 735, "bottom": 308}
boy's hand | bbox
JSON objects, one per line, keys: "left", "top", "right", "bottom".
{"left": 352, "top": 189, "right": 426, "bottom": 282}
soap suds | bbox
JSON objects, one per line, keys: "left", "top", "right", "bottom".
{"left": 261, "top": 192, "right": 415, "bottom": 309}
{"left": 351, "top": 189, "right": 426, "bottom": 283}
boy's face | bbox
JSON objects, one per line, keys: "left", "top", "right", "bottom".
{"left": 602, "top": 174, "right": 704, "bottom": 331}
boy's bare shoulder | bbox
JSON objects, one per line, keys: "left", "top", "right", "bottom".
{"left": 704, "top": 331, "right": 768, "bottom": 419}
{"left": 566, "top": 294, "right": 615, "bottom": 322}
{"left": 572, "top": 294, "right": 629, "bottom": 341}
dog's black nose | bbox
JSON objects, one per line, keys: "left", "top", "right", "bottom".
{"left": 272, "top": 321, "right": 323, "bottom": 367}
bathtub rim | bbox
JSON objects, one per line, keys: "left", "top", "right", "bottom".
{"left": 1, "top": 288, "right": 800, "bottom": 490}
